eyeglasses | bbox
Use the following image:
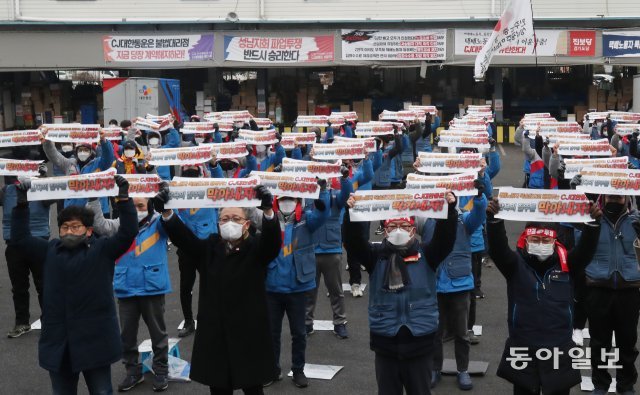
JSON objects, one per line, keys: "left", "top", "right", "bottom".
{"left": 386, "top": 224, "right": 414, "bottom": 232}
{"left": 219, "top": 216, "right": 247, "bottom": 224}
{"left": 60, "top": 224, "right": 86, "bottom": 233}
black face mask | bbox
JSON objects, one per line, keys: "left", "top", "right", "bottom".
{"left": 604, "top": 202, "right": 625, "bottom": 223}
{"left": 182, "top": 169, "right": 200, "bottom": 178}
{"left": 220, "top": 161, "right": 238, "bottom": 171}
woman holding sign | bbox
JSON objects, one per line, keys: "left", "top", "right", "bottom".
{"left": 485, "top": 199, "right": 602, "bottom": 395}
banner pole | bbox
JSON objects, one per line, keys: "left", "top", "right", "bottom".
{"left": 529, "top": 0, "right": 540, "bottom": 100}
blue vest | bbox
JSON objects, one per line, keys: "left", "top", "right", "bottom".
{"left": 368, "top": 248, "right": 438, "bottom": 337}
{"left": 177, "top": 208, "right": 218, "bottom": 239}
{"left": 266, "top": 214, "right": 317, "bottom": 293}
{"left": 401, "top": 134, "right": 414, "bottom": 164}
{"left": 3, "top": 185, "right": 50, "bottom": 240}
{"left": 373, "top": 149, "right": 392, "bottom": 188}
{"left": 311, "top": 193, "right": 344, "bottom": 254}
{"left": 390, "top": 153, "right": 404, "bottom": 184}
{"left": 507, "top": 254, "right": 573, "bottom": 347}
{"left": 423, "top": 216, "right": 474, "bottom": 294}
{"left": 585, "top": 214, "right": 640, "bottom": 285}
{"left": 415, "top": 136, "right": 432, "bottom": 154}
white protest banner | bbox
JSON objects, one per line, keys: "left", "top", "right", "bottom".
{"left": 165, "top": 176, "right": 261, "bottom": 209}
{"left": 538, "top": 122, "right": 581, "bottom": 134}
{"left": 474, "top": 0, "right": 535, "bottom": 80}
{"left": 609, "top": 111, "right": 640, "bottom": 123}
{"left": 200, "top": 141, "right": 248, "bottom": 159}
{"left": 523, "top": 119, "right": 558, "bottom": 130}
{"left": 585, "top": 112, "right": 608, "bottom": 122}
{"left": 28, "top": 169, "right": 117, "bottom": 201}
{"left": 496, "top": 187, "right": 592, "bottom": 223}
{"left": 577, "top": 167, "right": 640, "bottom": 196}
{"left": 458, "top": 29, "right": 562, "bottom": 57}
{"left": 149, "top": 146, "right": 212, "bottom": 166}
{"left": 349, "top": 189, "right": 448, "bottom": 222}
{"left": 224, "top": 35, "right": 334, "bottom": 63}
{"left": 0, "top": 159, "right": 43, "bottom": 177}
{"left": 341, "top": 29, "right": 446, "bottom": 61}
{"left": 281, "top": 133, "right": 317, "bottom": 150}
{"left": 557, "top": 139, "right": 612, "bottom": 156}
{"left": 524, "top": 113, "right": 552, "bottom": 118}
{"left": 281, "top": 157, "right": 343, "bottom": 178}
{"left": 417, "top": 152, "right": 484, "bottom": 174}
{"left": 450, "top": 118, "right": 488, "bottom": 127}
{"left": 448, "top": 125, "right": 489, "bottom": 134}
{"left": 330, "top": 112, "right": 358, "bottom": 122}
{"left": 543, "top": 133, "right": 590, "bottom": 144}
{"left": 134, "top": 118, "right": 170, "bottom": 132}
{"left": 328, "top": 114, "right": 347, "bottom": 125}
{"left": 437, "top": 131, "right": 490, "bottom": 150}
{"left": 405, "top": 172, "right": 478, "bottom": 197}
{"left": 250, "top": 171, "right": 320, "bottom": 199}
{"left": 354, "top": 122, "right": 395, "bottom": 136}
{"left": 208, "top": 111, "right": 252, "bottom": 124}
{"left": 102, "top": 127, "right": 124, "bottom": 141}
{"left": 43, "top": 124, "right": 101, "bottom": 144}
{"left": 296, "top": 116, "right": 329, "bottom": 128}
{"left": 311, "top": 142, "right": 366, "bottom": 160}
{"left": 146, "top": 113, "right": 173, "bottom": 123}
{"left": 238, "top": 129, "right": 278, "bottom": 145}
{"left": 103, "top": 34, "right": 214, "bottom": 62}
{"left": 563, "top": 157, "right": 628, "bottom": 179}
{"left": 467, "top": 105, "right": 492, "bottom": 111}
{"left": 379, "top": 110, "right": 422, "bottom": 122}
{"left": 181, "top": 122, "right": 219, "bottom": 134}
{"left": 408, "top": 105, "right": 437, "bottom": 115}
{"left": 0, "top": 130, "right": 42, "bottom": 147}
{"left": 122, "top": 174, "right": 162, "bottom": 198}
{"left": 252, "top": 118, "right": 273, "bottom": 129}
{"left": 334, "top": 136, "right": 376, "bottom": 153}
{"left": 615, "top": 124, "right": 640, "bottom": 136}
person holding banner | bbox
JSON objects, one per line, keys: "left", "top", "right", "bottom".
{"left": 485, "top": 199, "right": 602, "bottom": 395}
{"left": 305, "top": 167, "right": 353, "bottom": 339}
{"left": 41, "top": 127, "right": 115, "bottom": 216}
{"left": 153, "top": 185, "right": 282, "bottom": 395}
{"left": 10, "top": 175, "right": 138, "bottom": 395}
{"left": 373, "top": 130, "right": 404, "bottom": 234}
{"left": 246, "top": 132, "right": 285, "bottom": 173}
{"left": 113, "top": 140, "right": 153, "bottom": 175}
{"left": 519, "top": 130, "right": 545, "bottom": 189}
{"left": 343, "top": 190, "right": 458, "bottom": 395}
{"left": 1, "top": 163, "right": 51, "bottom": 338}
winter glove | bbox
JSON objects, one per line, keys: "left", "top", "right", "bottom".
{"left": 254, "top": 185, "right": 273, "bottom": 210}
{"left": 558, "top": 161, "right": 567, "bottom": 178}
{"left": 275, "top": 132, "right": 282, "bottom": 143}
{"left": 16, "top": 177, "right": 31, "bottom": 204}
{"left": 569, "top": 174, "right": 582, "bottom": 190}
{"left": 474, "top": 178, "right": 485, "bottom": 198}
{"left": 433, "top": 136, "right": 440, "bottom": 145}
{"left": 316, "top": 177, "right": 327, "bottom": 192}
{"left": 114, "top": 175, "right": 129, "bottom": 200}
{"left": 151, "top": 182, "right": 170, "bottom": 213}
{"left": 340, "top": 164, "right": 350, "bottom": 179}
{"left": 489, "top": 137, "right": 497, "bottom": 152}
{"left": 213, "top": 123, "right": 219, "bottom": 133}
{"left": 273, "top": 164, "right": 283, "bottom": 173}
{"left": 38, "top": 163, "right": 47, "bottom": 177}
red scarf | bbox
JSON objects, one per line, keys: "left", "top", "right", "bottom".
{"left": 516, "top": 227, "right": 568, "bottom": 272}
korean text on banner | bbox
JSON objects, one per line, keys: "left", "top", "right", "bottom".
{"left": 296, "top": 116, "right": 328, "bottom": 127}
{"left": 557, "top": 139, "right": 612, "bottom": 157}
{"left": 354, "top": 122, "right": 395, "bottom": 136}
{"left": 44, "top": 124, "right": 101, "bottom": 144}
{"left": 0, "top": 130, "right": 42, "bottom": 147}
{"left": 103, "top": 34, "right": 214, "bottom": 62}
{"left": 417, "top": 152, "right": 484, "bottom": 174}
{"left": 569, "top": 30, "right": 596, "bottom": 56}
{"left": 238, "top": 130, "right": 278, "bottom": 145}
{"left": 164, "top": 176, "right": 261, "bottom": 209}
{"left": 330, "top": 112, "right": 358, "bottom": 122}
{"left": 405, "top": 172, "right": 478, "bottom": 197}
{"left": 474, "top": 0, "right": 535, "bottom": 80}
{"left": 349, "top": 189, "right": 448, "bottom": 222}
{"left": 341, "top": 29, "right": 446, "bottom": 61}
{"left": 496, "top": 187, "right": 592, "bottom": 223}
{"left": 200, "top": 142, "right": 248, "bottom": 159}
{"left": 281, "top": 158, "right": 343, "bottom": 178}
{"left": 577, "top": 168, "right": 640, "bottom": 196}
{"left": 563, "top": 157, "right": 628, "bottom": 179}
{"left": 250, "top": 171, "right": 320, "bottom": 199}
{"left": 122, "top": 174, "right": 162, "bottom": 198}
{"left": 0, "top": 159, "right": 43, "bottom": 177}
{"left": 334, "top": 136, "right": 376, "bottom": 153}
{"left": 102, "top": 127, "right": 124, "bottom": 141}
{"left": 437, "top": 132, "right": 490, "bottom": 150}
{"left": 207, "top": 111, "right": 253, "bottom": 124}
{"left": 603, "top": 31, "right": 640, "bottom": 58}
{"left": 224, "top": 35, "right": 334, "bottom": 63}
{"left": 281, "top": 133, "right": 317, "bottom": 150}
{"left": 312, "top": 142, "right": 366, "bottom": 160}
{"left": 615, "top": 124, "right": 640, "bottom": 136}
{"left": 456, "top": 29, "right": 561, "bottom": 57}
{"left": 149, "top": 146, "right": 213, "bottom": 166}
{"left": 181, "top": 122, "right": 219, "bottom": 134}
{"left": 28, "top": 169, "right": 117, "bottom": 201}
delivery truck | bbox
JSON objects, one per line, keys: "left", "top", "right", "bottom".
{"left": 103, "top": 77, "right": 182, "bottom": 123}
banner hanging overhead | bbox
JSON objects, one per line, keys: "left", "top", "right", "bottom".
{"left": 341, "top": 29, "right": 446, "bottom": 61}
{"left": 224, "top": 35, "right": 334, "bottom": 63}
{"left": 456, "top": 29, "right": 561, "bottom": 56}
{"left": 103, "top": 34, "right": 214, "bottom": 62}
{"left": 603, "top": 31, "right": 640, "bottom": 58}
{"left": 569, "top": 30, "right": 596, "bottom": 56}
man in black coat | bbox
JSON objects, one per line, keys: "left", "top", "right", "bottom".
{"left": 153, "top": 184, "right": 282, "bottom": 395}
{"left": 10, "top": 175, "right": 138, "bottom": 394}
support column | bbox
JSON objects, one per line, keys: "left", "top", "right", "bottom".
{"left": 257, "top": 69, "right": 267, "bottom": 118}
{"left": 493, "top": 67, "right": 504, "bottom": 122}
{"left": 634, "top": 74, "right": 640, "bottom": 113}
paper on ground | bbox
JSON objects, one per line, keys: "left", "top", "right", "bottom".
{"left": 342, "top": 283, "right": 367, "bottom": 292}
{"left": 287, "top": 364, "right": 343, "bottom": 380}
{"left": 472, "top": 325, "right": 482, "bottom": 336}
{"left": 139, "top": 337, "right": 181, "bottom": 353}
{"left": 143, "top": 354, "right": 191, "bottom": 382}
{"left": 312, "top": 320, "right": 334, "bottom": 331}
{"left": 31, "top": 319, "right": 41, "bottom": 330}
{"left": 177, "top": 320, "right": 198, "bottom": 330}
{"left": 580, "top": 376, "right": 616, "bottom": 392}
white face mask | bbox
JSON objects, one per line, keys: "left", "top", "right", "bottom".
{"left": 148, "top": 137, "right": 160, "bottom": 148}
{"left": 527, "top": 242, "right": 555, "bottom": 261}
{"left": 195, "top": 137, "right": 205, "bottom": 144}
{"left": 256, "top": 145, "right": 267, "bottom": 154}
{"left": 278, "top": 200, "right": 297, "bottom": 216}
{"left": 61, "top": 144, "right": 73, "bottom": 153}
{"left": 137, "top": 211, "right": 149, "bottom": 223}
{"left": 124, "top": 149, "right": 136, "bottom": 158}
{"left": 219, "top": 221, "right": 244, "bottom": 241}
{"left": 77, "top": 151, "right": 91, "bottom": 162}
{"left": 386, "top": 229, "right": 412, "bottom": 246}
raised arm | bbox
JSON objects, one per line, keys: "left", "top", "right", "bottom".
{"left": 462, "top": 195, "right": 487, "bottom": 234}
{"left": 10, "top": 203, "right": 48, "bottom": 263}
{"left": 486, "top": 150, "right": 501, "bottom": 179}
{"left": 567, "top": 222, "right": 601, "bottom": 273}
{"left": 342, "top": 208, "right": 378, "bottom": 272}
{"left": 304, "top": 189, "right": 330, "bottom": 233}
{"left": 335, "top": 177, "right": 354, "bottom": 210}
{"left": 102, "top": 199, "right": 139, "bottom": 260}
{"left": 161, "top": 211, "right": 208, "bottom": 254}
{"left": 257, "top": 213, "right": 283, "bottom": 266}
{"left": 43, "top": 139, "right": 74, "bottom": 173}
{"left": 86, "top": 199, "right": 120, "bottom": 237}
{"left": 97, "top": 139, "right": 116, "bottom": 172}
{"left": 387, "top": 133, "right": 403, "bottom": 159}
{"left": 486, "top": 218, "right": 518, "bottom": 279}
{"left": 422, "top": 201, "right": 458, "bottom": 271}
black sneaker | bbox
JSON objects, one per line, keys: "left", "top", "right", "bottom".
{"left": 333, "top": 324, "right": 349, "bottom": 339}
{"left": 152, "top": 374, "right": 168, "bottom": 392}
{"left": 472, "top": 289, "right": 485, "bottom": 299}
{"left": 305, "top": 324, "right": 314, "bottom": 336}
{"left": 178, "top": 320, "right": 195, "bottom": 337}
{"left": 292, "top": 371, "right": 309, "bottom": 388}
{"left": 7, "top": 324, "right": 31, "bottom": 338}
{"left": 263, "top": 371, "right": 283, "bottom": 387}
{"left": 117, "top": 375, "right": 144, "bottom": 392}
{"left": 468, "top": 330, "right": 480, "bottom": 345}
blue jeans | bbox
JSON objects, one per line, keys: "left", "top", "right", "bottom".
{"left": 49, "top": 365, "right": 112, "bottom": 395}
{"left": 266, "top": 291, "right": 307, "bottom": 373}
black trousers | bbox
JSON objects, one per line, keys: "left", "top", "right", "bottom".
{"left": 513, "top": 384, "right": 569, "bottom": 395}
{"left": 178, "top": 251, "right": 198, "bottom": 322}
{"left": 375, "top": 352, "right": 431, "bottom": 395}
{"left": 586, "top": 287, "right": 640, "bottom": 393}
{"left": 471, "top": 252, "right": 483, "bottom": 292}
{"left": 5, "top": 242, "right": 44, "bottom": 326}
{"left": 433, "top": 291, "right": 470, "bottom": 372}
{"left": 210, "top": 385, "right": 263, "bottom": 395}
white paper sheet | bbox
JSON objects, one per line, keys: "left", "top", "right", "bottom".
{"left": 287, "top": 364, "right": 343, "bottom": 380}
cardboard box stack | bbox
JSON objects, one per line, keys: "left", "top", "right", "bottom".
{"left": 597, "top": 89, "right": 607, "bottom": 111}
{"left": 230, "top": 79, "right": 258, "bottom": 115}
{"left": 588, "top": 85, "right": 598, "bottom": 110}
